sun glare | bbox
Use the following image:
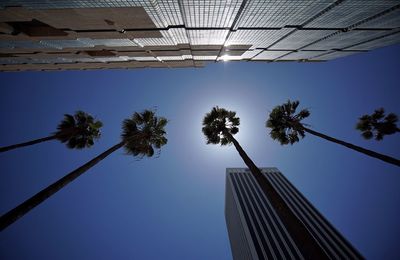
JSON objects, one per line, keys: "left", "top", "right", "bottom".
{"left": 218, "top": 55, "right": 243, "bottom": 62}
{"left": 183, "top": 94, "right": 255, "bottom": 161}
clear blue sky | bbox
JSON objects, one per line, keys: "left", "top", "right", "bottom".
{"left": 0, "top": 45, "right": 399, "bottom": 260}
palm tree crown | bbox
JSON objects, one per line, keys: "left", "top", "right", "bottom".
{"left": 55, "top": 111, "right": 103, "bottom": 149}
{"left": 356, "top": 108, "right": 399, "bottom": 140}
{"left": 266, "top": 100, "right": 310, "bottom": 145}
{"left": 122, "top": 110, "right": 168, "bottom": 158}
{"left": 202, "top": 106, "right": 240, "bottom": 146}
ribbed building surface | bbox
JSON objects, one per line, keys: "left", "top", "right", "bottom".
{"left": 225, "top": 168, "right": 363, "bottom": 260}
{"left": 0, "top": 1, "right": 399, "bottom": 71}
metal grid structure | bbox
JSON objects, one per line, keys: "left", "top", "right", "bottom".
{"left": 0, "top": 0, "right": 183, "bottom": 28}
{"left": 30, "top": 57, "right": 76, "bottom": 64}
{"left": 252, "top": 50, "right": 291, "bottom": 60}
{"left": 233, "top": 0, "right": 335, "bottom": 28}
{"left": 158, "top": 56, "right": 184, "bottom": 61}
{"left": 311, "top": 50, "right": 364, "bottom": 60}
{"left": 192, "top": 55, "right": 217, "bottom": 60}
{"left": 0, "top": 0, "right": 399, "bottom": 71}
{"left": 270, "top": 30, "right": 336, "bottom": 50}
{"left": 167, "top": 28, "right": 190, "bottom": 44}
{"left": 240, "top": 49, "right": 263, "bottom": 59}
{"left": 180, "top": 0, "right": 243, "bottom": 28}
{"left": 226, "top": 29, "right": 294, "bottom": 48}
{"left": 305, "top": 30, "right": 393, "bottom": 50}
{"left": 39, "top": 39, "right": 93, "bottom": 49}
{"left": 345, "top": 31, "right": 400, "bottom": 50}
{"left": 305, "top": 0, "right": 400, "bottom": 28}
{"left": 187, "top": 29, "right": 229, "bottom": 45}
{"left": 134, "top": 30, "right": 178, "bottom": 46}
{"left": 356, "top": 8, "right": 400, "bottom": 29}
{"left": 77, "top": 38, "right": 137, "bottom": 47}
{"left": 0, "top": 57, "right": 31, "bottom": 64}
{"left": 279, "top": 50, "right": 328, "bottom": 60}
{"left": 133, "top": 56, "right": 158, "bottom": 61}
{"left": 0, "top": 40, "right": 47, "bottom": 49}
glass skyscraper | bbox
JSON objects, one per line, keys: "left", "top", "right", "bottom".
{"left": 225, "top": 168, "right": 363, "bottom": 259}
{"left": 0, "top": 0, "right": 399, "bottom": 71}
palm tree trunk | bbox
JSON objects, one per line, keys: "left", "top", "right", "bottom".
{"left": 0, "top": 141, "right": 125, "bottom": 231}
{"left": 0, "top": 135, "right": 59, "bottom": 153}
{"left": 225, "top": 132, "right": 329, "bottom": 259}
{"left": 303, "top": 127, "right": 400, "bottom": 167}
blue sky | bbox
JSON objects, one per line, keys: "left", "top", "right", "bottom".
{"left": 0, "top": 44, "right": 399, "bottom": 259}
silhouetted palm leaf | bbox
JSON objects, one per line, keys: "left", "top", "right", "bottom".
{"left": 266, "top": 100, "right": 309, "bottom": 145}
{"left": 55, "top": 111, "right": 103, "bottom": 149}
{"left": 122, "top": 110, "right": 168, "bottom": 158}
{"left": 356, "top": 108, "right": 399, "bottom": 141}
{"left": 202, "top": 106, "right": 240, "bottom": 146}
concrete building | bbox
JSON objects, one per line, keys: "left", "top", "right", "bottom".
{"left": 225, "top": 168, "right": 363, "bottom": 259}
{"left": 0, "top": 1, "right": 399, "bottom": 71}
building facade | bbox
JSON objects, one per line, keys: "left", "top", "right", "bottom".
{"left": 0, "top": 1, "right": 399, "bottom": 71}
{"left": 225, "top": 168, "right": 363, "bottom": 259}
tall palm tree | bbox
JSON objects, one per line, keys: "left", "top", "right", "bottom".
{"left": 266, "top": 100, "right": 400, "bottom": 167}
{"left": 0, "top": 110, "right": 168, "bottom": 231}
{"left": 356, "top": 108, "right": 399, "bottom": 140}
{"left": 202, "top": 106, "right": 329, "bottom": 259}
{"left": 0, "top": 111, "right": 103, "bottom": 153}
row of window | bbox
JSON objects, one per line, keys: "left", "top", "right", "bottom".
{"left": 264, "top": 170, "right": 363, "bottom": 259}
{"left": 228, "top": 171, "right": 303, "bottom": 259}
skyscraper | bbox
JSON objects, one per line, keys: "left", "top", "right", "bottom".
{"left": 0, "top": 1, "right": 399, "bottom": 71}
{"left": 225, "top": 167, "right": 363, "bottom": 259}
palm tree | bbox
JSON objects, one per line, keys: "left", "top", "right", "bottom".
{"left": 266, "top": 100, "right": 400, "bottom": 167}
{"left": 202, "top": 106, "right": 329, "bottom": 259}
{"left": 356, "top": 108, "right": 399, "bottom": 140}
{"left": 0, "top": 110, "right": 168, "bottom": 231}
{"left": 0, "top": 111, "right": 103, "bottom": 153}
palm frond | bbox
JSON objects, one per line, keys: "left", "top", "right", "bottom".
{"left": 55, "top": 111, "right": 103, "bottom": 149}
{"left": 202, "top": 106, "right": 240, "bottom": 146}
{"left": 266, "top": 100, "right": 310, "bottom": 146}
{"left": 121, "top": 109, "right": 168, "bottom": 159}
{"left": 356, "top": 108, "right": 399, "bottom": 141}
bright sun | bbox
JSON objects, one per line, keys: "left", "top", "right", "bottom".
{"left": 184, "top": 94, "right": 255, "bottom": 160}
